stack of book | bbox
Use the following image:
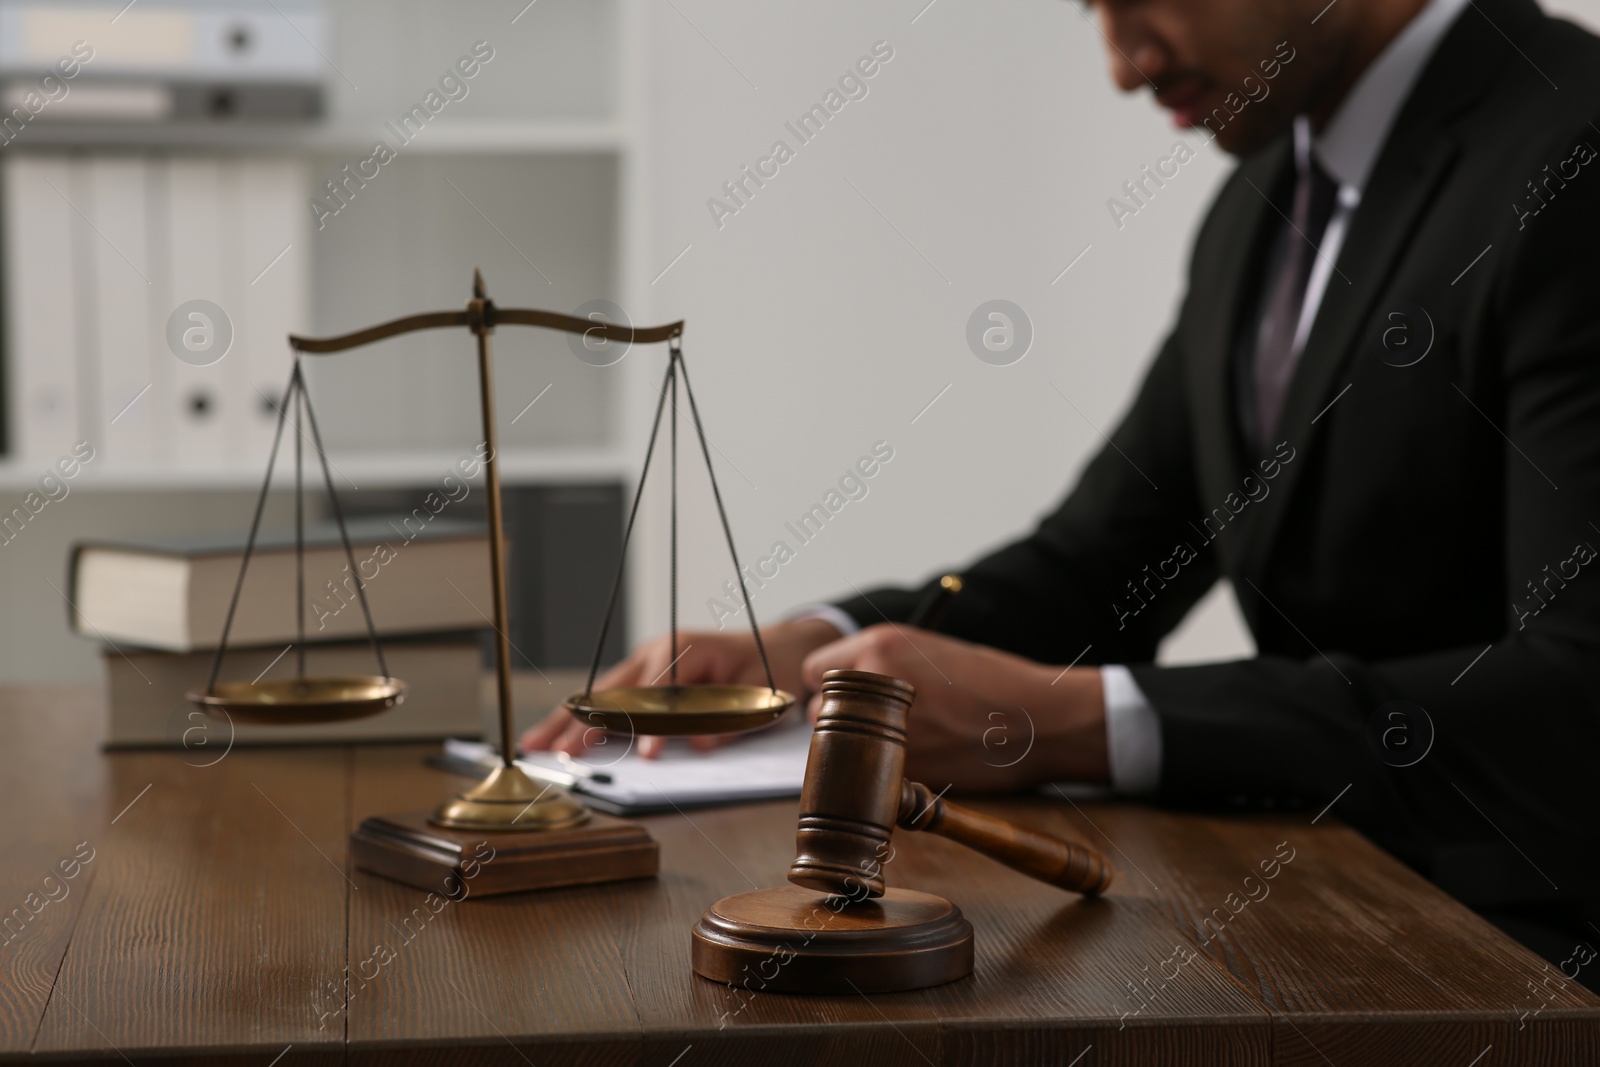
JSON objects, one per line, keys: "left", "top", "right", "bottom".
{"left": 69, "top": 517, "right": 495, "bottom": 747}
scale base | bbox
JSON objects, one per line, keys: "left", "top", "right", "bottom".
{"left": 351, "top": 811, "right": 658, "bottom": 897}
{"left": 430, "top": 763, "right": 590, "bottom": 831}
{"left": 691, "top": 885, "right": 974, "bottom": 994}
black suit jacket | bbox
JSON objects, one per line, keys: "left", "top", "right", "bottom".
{"left": 838, "top": 0, "right": 1600, "bottom": 925}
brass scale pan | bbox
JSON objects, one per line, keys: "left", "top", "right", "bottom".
{"left": 195, "top": 680, "right": 791, "bottom": 736}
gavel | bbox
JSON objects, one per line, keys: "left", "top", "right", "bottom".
{"left": 787, "top": 669, "right": 1113, "bottom": 899}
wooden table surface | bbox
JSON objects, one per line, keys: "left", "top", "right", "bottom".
{"left": 3, "top": 685, "right": 1596, "bottom": 1066}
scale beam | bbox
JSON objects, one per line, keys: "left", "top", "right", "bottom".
{"left": 288, "top": 307, "right": 684, "bottom": 353}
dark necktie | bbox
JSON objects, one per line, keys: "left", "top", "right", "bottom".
{"left": 1253, "top": 153, "right": 1339, "bottom": 450}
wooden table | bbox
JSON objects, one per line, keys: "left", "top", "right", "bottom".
{"left": 3, "top": 685, "right": 1596, "bottom": 1065}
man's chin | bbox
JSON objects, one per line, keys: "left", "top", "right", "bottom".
{"left": 1176, "top": 112, "right": 1276, "bottom": 157}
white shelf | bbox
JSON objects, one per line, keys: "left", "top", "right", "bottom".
{"left": 2, "top": 118, "right": 627, "bottom": 155}
{"left": 331, "top": 118, "right": 628, "bottom": 154}
{"left": 0, "top": 447, "right": 632, "bottom": 492}
{"left": 0, "top": 0, "right": 654, "bottom": 685}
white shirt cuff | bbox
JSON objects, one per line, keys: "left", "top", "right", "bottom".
{"left": 785, "top": 603, "right": 861, "bottom": 638}
{"left": 1102, "top": 664, "right": 1162, "bottom": 796}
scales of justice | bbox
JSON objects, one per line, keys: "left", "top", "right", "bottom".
{"left": 190, "top": 271, "right": 1114, "bottom": 994}
{"left": 190, "top": 270, "right": 790, "bottom": 892}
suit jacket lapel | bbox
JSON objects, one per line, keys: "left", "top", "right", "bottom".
{"left": 1189, "top": 140, "right": 1292, "bottom": 572}
{"left": 1231, "top": 132, "right": 1460, "bottom": 572}
{"left": 1229, "top": 0, "right": 1531, "bottom": 575}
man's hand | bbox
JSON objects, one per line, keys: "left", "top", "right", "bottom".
{"left": 519, "top": 616, "right": 842, "bottom": 758}
{"left": 801, "top": 623, "right": 1108, "bottom": 793}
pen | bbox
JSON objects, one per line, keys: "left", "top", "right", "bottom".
{"left": 907, "top": 573, "right": 963, "bottom": 631}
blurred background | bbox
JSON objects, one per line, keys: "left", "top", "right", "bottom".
{"left": 5, "top": 0, "right": 1598, "bottom": 688}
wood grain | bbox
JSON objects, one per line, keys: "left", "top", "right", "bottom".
{"left": 0, "top": 686, "right": 106, "bottom": 1057}
{"left": 342, "top": 743, "right": 642, "bottom": 1067}
{"left": 27, "top": 688, "right": 348, "bottom": 1064}
{"left": 691, "top": 884, "right": 976, "bottom": 994}
{"left": 989, "top": 795, "right": 1600, "bottom": 1066}
{"left": 860, "top": 801, "right": 1272, "bottom": 1066}
{"left": 898, "top": 778, "right": 1112, "bottom": 895}
{"left": 3, "top": 683, "right": 1598, "bottom": 1064}
{"left": 608, "top": 795, "right": 1268, "bottom": 1066}
{"left": 349, "top": 810, "right": 657, "bottom": 896}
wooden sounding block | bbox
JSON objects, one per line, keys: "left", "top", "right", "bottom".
{"left": 692, "top": 669, "right": 1113, "bottom": 994}
{"left": 692, "top": 885, "right": 973, "bottom": 994}
{"left": 350, "top": 810, "right": 658, "bottom": 896}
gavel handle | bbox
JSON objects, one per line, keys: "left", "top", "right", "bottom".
{"left": 897, "top": 780, "right": 1113, "bottom": 896}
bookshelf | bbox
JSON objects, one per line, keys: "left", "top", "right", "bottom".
{"left": 0, "top": 0, "right": 653, "bottom": 491}
{"left": 6, "top": 117, "right": 629, "bottom": 154}
{"left": 0, "top": 0, "right": 659, "bottom": 681}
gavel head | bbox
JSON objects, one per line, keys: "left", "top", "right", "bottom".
{"left": 787, "top": 669, "right": 915, "bottom": 900}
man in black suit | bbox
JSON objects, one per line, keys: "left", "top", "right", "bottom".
{"left": 529, "top": 0, "right": 1600, "bottom": 975}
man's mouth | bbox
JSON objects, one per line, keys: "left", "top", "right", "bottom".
{"left": 1154, "top": 79, "right": 1211, "bottom": 128}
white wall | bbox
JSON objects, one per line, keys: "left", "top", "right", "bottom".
{"left": 636, "top": 0, "right": 1239, "bottom": 664}
{"left": 633, "top": 0, "right": 1600, "bottom": 667}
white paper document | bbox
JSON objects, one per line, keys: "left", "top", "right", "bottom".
{"left": 444, "top": 717, "right": 813, "bottom": 813}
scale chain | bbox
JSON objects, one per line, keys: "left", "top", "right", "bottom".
{"left": 674, "top": 345, "right": 778, "bottom": 694}
{"left": 583, "top": 354, "right": 678, "bottom": 699}
{"left": 205, "top": 367, "right": 299, "bottom": 694}
{"left": 669, "top": 353, "right": 679, "bottom": 688}
{"left": 299, "top": 368, "right": 390, "bottom": 680}
{"left": 206, "top": 361, "right": 391, "bottom": 695}
{"left": 294, "top": 366, "right": 306, "bottom": 678}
